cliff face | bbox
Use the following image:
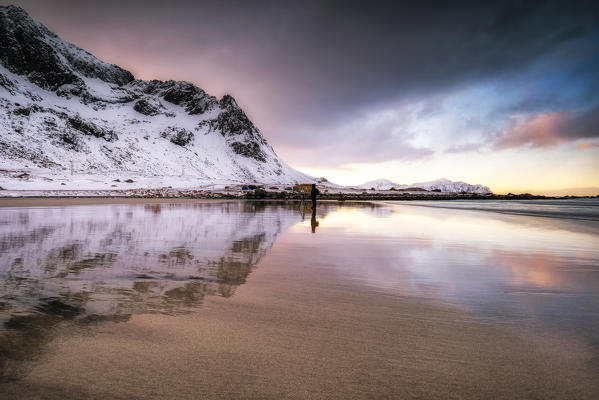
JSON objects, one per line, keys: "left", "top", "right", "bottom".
{"left": 0, "top": 5, "right": 311, "bottom": 187}
{"left": 0, "top": 5, "right": 133, "bottom": 90}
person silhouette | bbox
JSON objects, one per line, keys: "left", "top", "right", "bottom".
{"left": 310, "top": 184, "right": 320, "bottom": 210}
{"left": 311, "top": 207, "right": 319, "bottom": 233}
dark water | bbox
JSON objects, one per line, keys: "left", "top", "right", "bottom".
{"left": 1, "top": 199, "right": 598, "bottom": 388}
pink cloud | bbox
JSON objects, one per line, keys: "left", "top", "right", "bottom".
{"left": 492, "top": 106, "right": 599, "bottom": 151}
{"left": 576, "top": 141, "right": 599, "bottom": 150}
{"left": 493, "top": 111, "right": 571, "bottom": 150}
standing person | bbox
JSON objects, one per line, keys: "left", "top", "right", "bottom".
{"left": 310, "top": 184, "right": 320, "bottom": 210}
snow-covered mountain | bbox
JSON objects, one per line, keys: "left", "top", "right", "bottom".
{"left": 356, "top": 179, "right": 408, "bottom": 191}
{"left": 411, "top": 178, "right": 491, "bottom": 193}
{"left": 357, "top": 178, "right": 492, "bottom": 193}
{"left": 0, "top": 5, "right": 312, "bottom": 189}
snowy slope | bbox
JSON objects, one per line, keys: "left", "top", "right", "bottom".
{"left": 356, "top": 179, "right": 408, "bottom": 190}
{"left": 357, "top": 178, "right": 492, "bottom": 193}
{"left": 411, "top": 178, "right": 491, "bottom": 194}
{"left": 0, "top": 5, "right": 313, "bottom": 190}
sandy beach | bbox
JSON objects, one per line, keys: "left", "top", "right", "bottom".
{"left": 1, "top": 200, "right": 598, "bottom": 399}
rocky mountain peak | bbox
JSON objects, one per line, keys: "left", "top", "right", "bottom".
{"left": 0, "top": 5, "right": 133, "bottom": 91}
{"left": 219, "top": 94, "right": 238, "bottom": 109}
{"left": 131, "top": 79, "right": 218, "bottom": 115}
{"left": 0, "top": 5, "right": 311, "bottom": 185}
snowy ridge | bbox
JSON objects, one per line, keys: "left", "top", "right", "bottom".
{"left": 411, "top": 178, "right": 492, "bottom": 194}
{"left": 357, "top": 178, "right": 492, "bottom": 193}
{"left": 0, "top": 5, "right": 313, "bottom": 190}
{"left": 356, "top": 179, "right": 408, "bottom": 191}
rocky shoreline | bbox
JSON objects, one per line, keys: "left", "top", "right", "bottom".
{"left": 0, "top": 187, "right": 595, "bottom": 201}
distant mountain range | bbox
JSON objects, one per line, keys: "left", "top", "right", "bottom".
{"left": 356, "top": 178, "right": 492, "bottom": 193}
{"left": 0, "top": 5, "right": 312, "bottom": 188}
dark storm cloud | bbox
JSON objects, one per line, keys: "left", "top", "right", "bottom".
{"left": 7, "top": 0, "right": 599, "bottom": 163}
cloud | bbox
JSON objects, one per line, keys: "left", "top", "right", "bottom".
{"left": 492, "top": 105, "right": 599, "bottom": 150}
{"left": 12, "top": 1, "right": 599, "bottom": 144}
{"left": 280, "top": 106, "right": 434, "bottom": 167}
{"left": 492, "top": 112, "right": 571, "bottom": 150}
{"left": 445, "top": 143, "right": 483, "bottom": 154}
{"left": 577, "top": 142, "right": 599, "bottom": 150}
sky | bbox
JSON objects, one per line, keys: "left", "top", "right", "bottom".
{"left": 6, "top": 0, "right": 599, "bottom": 194}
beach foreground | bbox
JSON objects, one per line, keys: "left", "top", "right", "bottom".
{"left": 1, "top": 199, "right": 598, "bottom": 399}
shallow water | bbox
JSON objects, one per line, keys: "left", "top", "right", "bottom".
{"left": 1, "top": 199, "right": 598, "bottom": 398}
{"left": 0, "top": 202, "right": 293, "bottom": 321}
{"left": 401, "top": 198, "right": 599, "bottom": 220}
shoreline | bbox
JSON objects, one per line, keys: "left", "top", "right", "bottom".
{"left": 0, "top": 191, "right": 596, "bottom": 204}
{"left": 0, "top": 194, "right": 596, "bottom": 208}
{"left": 0, "top": 195, "right": 596, "bottom": 205}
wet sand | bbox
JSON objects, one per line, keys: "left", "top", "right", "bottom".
{"left": 1, "top": 200, "right": 599, "bottom": 399}
{"left": 0, "top": 197, "right": 229, "bottom": 207}
{"left": 2, "top": 234, "right": 598, "bottom": 399}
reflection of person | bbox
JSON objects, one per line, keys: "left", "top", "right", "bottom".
{"left": 311, "top": 208, "right": 319, "bottom": 233}
{"left": 310, "top": 184, "right": 320, "bottom": 210}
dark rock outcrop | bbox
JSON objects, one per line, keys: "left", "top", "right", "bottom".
{"left": 196, "top": 94, "right": 268, "bottom": 161}
{"left": 0, "top": 4, "right": 81, "bottom": 91}
{"left": 216, "top": 107, "right": 257, "bottom": 138}
{"left": 133, "top": 80, "right": 217, "bottom": 115}
{"left": 162, "top": 81, "right": 200, "bottom": 104}
{"left": 61, "top": 49, "right": 133, "bottom": 86}
{"left": 59, "top": 130, "right": 83, "bottom": 151}
{"left": 219, "top": 94, "right": 238, "bottom": 109}
{"left": 215, "top": 95, "right": 261, "bottom": 139}
{"left": 55, "top": 81, "right": 87, "bottom": 98}
{"left": 13, "top": 104, "right": 40, "bottom": 116}
{"left": 134, "top": 98, "right": 162, "bottom": 116}
{"left": 161, "top": 126, "right": 194, "bottom": 146}
{"left": 0, "top": 72, "right": 15, "bottom": 94}
{"left": 162, "top": 81, "right": 217, "bottom": 115}
{"left": 68, "top": 116, "right": 118, "bottom": 142}
{"left": 230, "top": 142, "right": 266, "bottom": 162}
{"left": 0, "top": 5, "right": 133, "bottom": 91}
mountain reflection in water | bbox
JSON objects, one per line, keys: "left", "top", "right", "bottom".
{"left": 0, "top": 201, "right": 343, "bottom": 381}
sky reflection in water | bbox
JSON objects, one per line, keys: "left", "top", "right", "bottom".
{"left": 1, "top": 200, "right": 598, "bottom": 381}
{"left": 300, "top": 202, "right": 599, "bottom": 316}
